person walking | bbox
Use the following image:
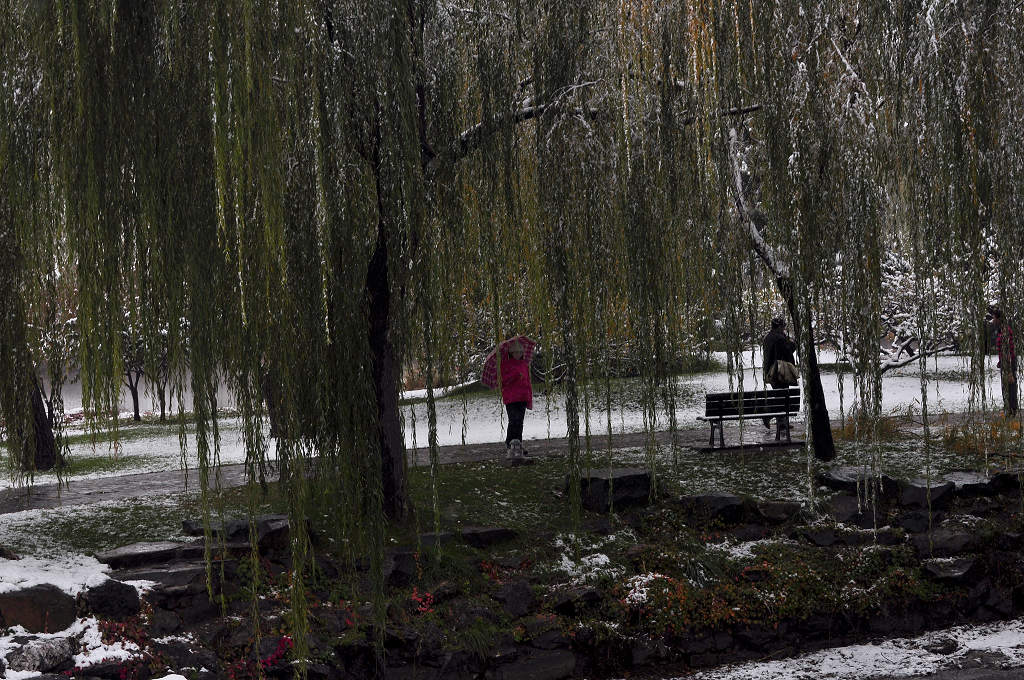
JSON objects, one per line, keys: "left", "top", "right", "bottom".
{"left": 991, "top": 309, "right": 1018, "bottom": 417}
{"left": 499, "top": 339, "right": 534, "bottom": 455}
{"left": 762, "top": 317, "right": 798, "bottom": 429}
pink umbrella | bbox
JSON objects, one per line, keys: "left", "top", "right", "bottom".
{"left": 480, "top": 335, "right": 537, "bottom": 389}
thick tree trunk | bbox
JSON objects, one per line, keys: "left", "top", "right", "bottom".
{"left": 367, "top": 222, "right": 407, "bottom": 521}
{"left": 727, "top": 128, "right": 834, "bottom": 461}
{"left": 781, "top": 280, "right": 836, "bottom": 461}
{"left": 26, "top": 381, "right": 57, "bottom": 472}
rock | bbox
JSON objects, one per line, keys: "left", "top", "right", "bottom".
{"left": 942, "top": 471, "right": 995, "bottom": 498}
{"left": 182, "top": 514, "right": 289, "bottom": 549}
{"left": 824, "top": 494, "right": 868, "bottom": 527}
{"left": 923, "top": 557, "right": 979, "bottom": 584}
{"left": 896, "top": 510, "right": 944, "bottom": 534}
{"left": 797, "top": 526, "right": 837, "bottom": 547}
{"left": 489, "top": 649, "right": 576, "bottom": 680}
{"left": 679, "top": 492, "right": 749, "bottom": 524}
{"left": 384, "top": 551, "right": 418, "bottom": 588}
{"left": 110, "top": 560, "right": 207, "bottom": 590}
{"left": 551, "top": 587, "right": 601, "bottom": 615}
{"left": 0, "top": 545, "right": 19, "bottom": 560}
{"left": 82, "top": 578, "right": 140, "bottom": 620}
{"left": 461, "top": 526, "right": 517, "bottom": 548}
{"left": 95, "top": 541, "right": 205, "bottom": 569}
{"left": 900, "top": 479, "right": 956, "bottom": 509}
{"left": 990, "top": 469, "right": 1023, "bottom": 493}
{"left": 530, "top": 629, "right": 570, "bottom": 651}
{"left": 923, "top": 636, "right": 959, "bottom": 655}
{"left": 630, "top": 636, "right": 668, "bottom": 665}
{"left": 0, "top": 584, "right": 77, "bottom": 633}
{"left": 493, "top": 581, "right": 535, "bottom": 618}
{"left": 573, "top": 468, "right": 651, "bottom": 513}
{"left": 4, "top": 634, "right": 77, "bottom": 672}
{"left": 912, "top": 529, "right": 979, "bottom": 557}
{"left": 150, "top": 639, "right": 219, "bottom": 675}
{"left": 817, "top": 467, "right": 899, "bottom": 499}
{"left": 148, "top": 607, "right": 182, "bottom": 636}
{"left": 757, "top": 500, "right": 801, "bottom": 524}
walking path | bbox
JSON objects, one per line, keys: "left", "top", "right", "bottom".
{"left": 0, "top": 422, "right": 804, "bottom": 515}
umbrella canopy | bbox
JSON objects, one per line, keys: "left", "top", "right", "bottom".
{"left": 480, "top": 335, "right": 537, "bottom": 389}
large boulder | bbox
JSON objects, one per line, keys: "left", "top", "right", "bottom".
{"left": 912, "top": 529, "right": 979, "bottom": 557}
{"left": 817, "top": 467, "right": 899, "bottom": 500}
{"left": 900, "top": 479, "right": 956, "bottom": 510}
{"left": 183, "top": 514, "right": 290, "bottom": 553}
{"left": 572, "top": 468, "right": 651, "bottom": 514}
{"left": 95, "top": 541, "right": 205, "bottom": 569}
{"left": 922, "top": 557, "right": 979, "bottom": 584}
{"left": 757, "top": 500, "right": 802, "bottom": 525}
{"left": 4, "top": 635, "right": 77, "bottom": 673}
{"left": 827, "top": 494, "right": 878, "bottom": 530}
{"left": 493, "top": 581, "right": 535, "bottom": 618}
{"left": 0, "top": 584, "right": 77, "bottom": 633}
{"left": 679, "top": 492, "right": 750, "bottom": 524}
{"left": 81, "top": 578, "right": 141, "bottom": 620}
{"left": 942, "top": 471, "right": 996, "bottom": 498}
{"left": 460, "top": 526, "right": 517, "bottom": 548}
{"left": 489, "top": 649, "right": 576, "bottom": 680}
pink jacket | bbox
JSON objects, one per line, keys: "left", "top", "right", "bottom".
{"left": 500, "top": 352, "right": 533, "bottom": 409}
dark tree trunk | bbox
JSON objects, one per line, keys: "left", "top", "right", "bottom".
{"left": 26, "top": 381, "right": 57, "bottom": 472}
{"left": 157, "top": 382, "right": 166, "bottom": 422}
{"left": 366, "top": 221, "right": 407, "bottom": 521}
{"left": 781, "top": 279, "right": 835, "bottom": 461}
{"left": 127, "top": 373, "right": 142, "bottom": 422}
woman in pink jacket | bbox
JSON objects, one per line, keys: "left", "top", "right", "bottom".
{"left": 500, "top": 340, "right": 533, "bottom": 455}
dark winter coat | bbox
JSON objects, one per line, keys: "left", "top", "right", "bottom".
{"left": 762, "top": 328, "right": 797, "bottom": 382}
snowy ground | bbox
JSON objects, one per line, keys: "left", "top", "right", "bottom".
{"left": 0, "top": 353, "right": 1015, "bottom": 679}
{"left": 402, "top": 351, "right": 1004, "bottom": 448}
{"left": 4, "top": 351, "right": 1003, "bottom": 492}
{"left": 669, "top": 618, "right": 1024, "bottom": 679}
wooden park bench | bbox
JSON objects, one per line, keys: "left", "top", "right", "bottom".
{"left": 698, "top": 387, "right": 800, "bottom": 449}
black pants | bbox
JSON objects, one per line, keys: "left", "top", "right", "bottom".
{"left": 505, "top": 401, "right": 527, "bottom": 447}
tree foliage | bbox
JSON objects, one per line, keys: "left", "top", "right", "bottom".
{"left": 3, "top": 0, "right": 1024, "bottom": 670}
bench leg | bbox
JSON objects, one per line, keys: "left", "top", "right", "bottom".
{"left": 709, "top": 423, "right": 716, "bottom": 448}
{"left": 719, "top": 418, "right": 725, "bottom": 448}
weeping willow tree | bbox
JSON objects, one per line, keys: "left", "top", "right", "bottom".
{"left": 4, "top": 0, "right": 1024, "bottom": 672}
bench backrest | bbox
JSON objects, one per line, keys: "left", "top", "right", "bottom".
{"left": 704, "top": 387, "right": 800, "bottom": 418}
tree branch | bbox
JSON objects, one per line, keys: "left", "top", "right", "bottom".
{"left": 424, "top": 102, "right": 600, "bottom": 177}
{"left": 727, "top": 127, "right": 790, "bottom": 280}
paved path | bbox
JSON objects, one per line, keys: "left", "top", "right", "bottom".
{"left": 0, "top": 422, "right": 804, "bottom": 515}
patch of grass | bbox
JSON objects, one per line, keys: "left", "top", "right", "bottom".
{"left": 60, "top": 453, "right": 158, "bottom": 477}
{"left": 833, "top": 412, "right": 908, "bottom": 443}
{"left": 63, "top": 420, "right": 185, "bottom": 447}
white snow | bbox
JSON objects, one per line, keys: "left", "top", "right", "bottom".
{"left": 0, "top": 553, "right": 109, "bottom": 595}
{"left": 404, "top": 352, "right": 1004, "bottom": 449}
{"left": 622, "top": 572, "right": 672, "bottom": 606}
{"left": 664, "top": 617, "right": 1024, "bottom": 680}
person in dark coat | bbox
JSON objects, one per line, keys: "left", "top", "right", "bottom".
{"left": 762, "top": 317, "right": 797, "bottom": 428}
{"left": 990, "top": 309, "right": 1018, "bottom": 417}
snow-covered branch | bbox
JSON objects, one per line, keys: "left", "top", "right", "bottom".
{"left": 727, "top": 127, "right": 791, "bottom": 280}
